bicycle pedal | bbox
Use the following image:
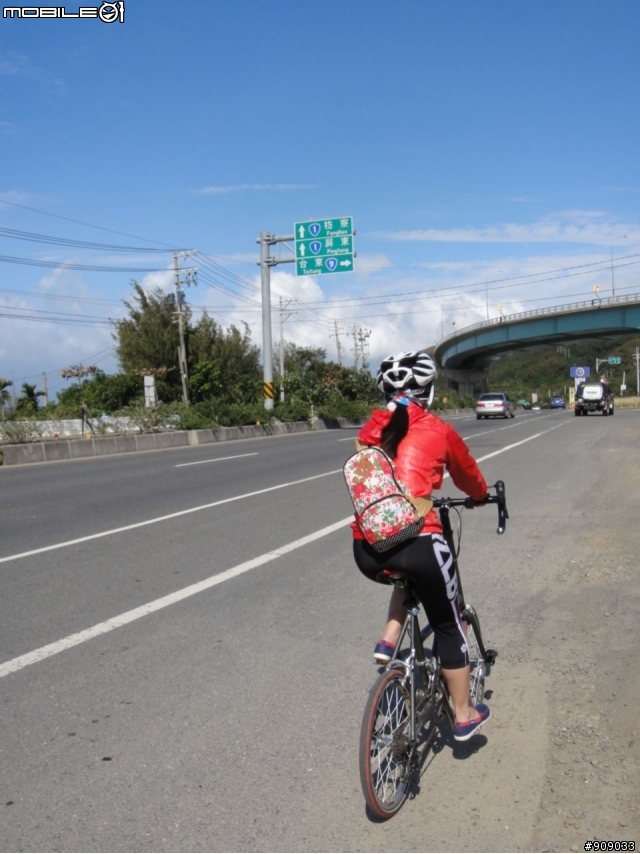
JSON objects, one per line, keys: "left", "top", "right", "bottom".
{"left": 485, "top": 648, "right": 498, "bottom": 666}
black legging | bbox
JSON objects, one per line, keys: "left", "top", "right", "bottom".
{"left": 353, "top": 533, "right": 469, "bottom": 670}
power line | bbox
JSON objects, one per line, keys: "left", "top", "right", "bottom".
{"left": 0, "top": 196, "right": 178, "bottom": 249}
{"left": 0, "top": 254, "right": 172, "bottom": 273}
{"left": 0, "top": 310, "right": 113, "bottom": 327}
{"left": 0, "top": 285, "right": 123, "bottom": 305}
{"left": 0, "top": 225, "right": 168, "bottom": 252}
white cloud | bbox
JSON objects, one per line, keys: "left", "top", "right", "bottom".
{"left": 354, "top": 253, "right": 392, "bottom": 275}
{"left": 192, "top": 183, "right": 317, "bottom": 195}
{"left": 139, "top": 269, "right": 174, "bottom": 293}
{"left": 270, "top": 269, "right": 324, "bottom": 303}
{"left": 373, "top": 212, "right": 640, "bottom": 247}
{"left": 0, "top": 51, "right": 64, "bottom": 90}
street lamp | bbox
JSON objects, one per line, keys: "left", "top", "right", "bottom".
{"left": 593, "top": 284, "right": 601, "bottom": 304}
{"left": 610, "top": 234, "right": 627, "bottom": 299}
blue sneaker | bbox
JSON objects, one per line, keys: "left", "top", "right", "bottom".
{"left": 453, "top": 704, "right": 491, "bottom": 742}
{"left": 373, "top": 639, "right": 395, "bottom": 665}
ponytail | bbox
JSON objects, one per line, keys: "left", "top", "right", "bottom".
{"left": 380, "top": 403, "right": 409, "bottom": 459}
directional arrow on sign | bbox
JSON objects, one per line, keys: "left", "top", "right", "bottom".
{"left": 339, "top": 259, "right": 352, "bottom": 267}
{"left": 298, "top": 225, "right": 306, "bottom": 238}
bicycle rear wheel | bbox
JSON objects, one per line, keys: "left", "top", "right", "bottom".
{"left": 463, "top": 613, "right": 486, "bottom": 705}
{"left": 359, "top": 668, "right": 412, "bottom": 819}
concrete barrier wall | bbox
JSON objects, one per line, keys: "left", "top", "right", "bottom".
{"left": 0, "top": 410, "right": 474, "bottom": 467}
{"left": 0, "top": 418, "right": 353, "bottom": 467}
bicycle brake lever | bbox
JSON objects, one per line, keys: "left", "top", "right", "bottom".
{"left": 494, "top": 480, "right": 508, "bottom": 534}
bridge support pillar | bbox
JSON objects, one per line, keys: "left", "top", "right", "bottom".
{"left": 442, "top": 368, "right": 489, "bottom": 397}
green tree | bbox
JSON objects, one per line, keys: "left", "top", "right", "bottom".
{"left": 16, "top": 382, "right": 44, "bottom": 414}
{"left": 56, "top": 370, "right": 143, "bottom": 415}
{"left": 282, "top": 343, "right": 327, "bottom": 375}
{"left": 189, "top": 312, "right": 262, "bottom": 404}
{"left": 113, "top": 282, "right": 183, "bottom": 393}
{"left": 0, "top": 377, "right": 12, "bottom": 416}
{"left": 189, "top": 361, "right": 222, "bottom": 403}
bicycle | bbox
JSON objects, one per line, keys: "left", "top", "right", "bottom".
{"left": 359, "top": 480, "right": 508, "bottom": 820}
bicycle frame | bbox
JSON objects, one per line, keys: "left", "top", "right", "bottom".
{"left": 381, "top": 490, "right": 505, "bottom": 742}
{"left": 438, "top": 501, "right": 496, "bottom": 664}
{"left": 360, "top": 482, "right": 507, "bottom": 819}
{"left": 383, "top": 578, "right": 452, "bottom": 765}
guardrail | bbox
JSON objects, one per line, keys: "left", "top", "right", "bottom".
{"left": 438, "top": 291, "right": 640, "bottom": 347}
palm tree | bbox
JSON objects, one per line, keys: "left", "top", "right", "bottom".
{"left": 0, "top": 377, "right": 12, "bottom": 418}
{"left": 16, "top": 382, "right": 44, "bottom": 414}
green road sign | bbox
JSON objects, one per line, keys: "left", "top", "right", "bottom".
{"left": 295, "top": 235, "right": 353, "bottom": 259}
{"left": 295, "top": 217, "right": 353, "bottom": 240}
{"left": 296, "top": 254, "right": 354, "bottom": 276}
{"left": 609, "top": 356, "right": 622, "bottom": 365}
{"left": 294, "top": 216, "right": 355, "bottom": 276}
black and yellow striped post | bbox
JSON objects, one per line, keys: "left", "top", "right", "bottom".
{"left": 263, "top": 381, "right": 275, "bottom": 403}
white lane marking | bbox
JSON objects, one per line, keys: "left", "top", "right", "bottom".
{"left": 474, "top": 421, "right": 565, "bottom": 464}
{"left": 0, "top": 419, "right": 564, "bottom": 678}
{"left": 463, "top": 412, "right": 555, "bottom": 440}
{"left": 0, "top": 468, "right": 342, "bottom": 566}
{"left": 175, "top": 452, "right": 258, "bottom": 468}
{"left": 0, "top": 518, "right": 352, "bottom": 679}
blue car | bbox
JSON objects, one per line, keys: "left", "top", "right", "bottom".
{"left": 550, "top": 396, "right": 566, "bottom": 409}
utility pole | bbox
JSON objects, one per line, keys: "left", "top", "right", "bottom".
{"left": 41, "top": 372, "right": 48, "bottom": 408}
{"left": 330, "top": 320, "right": 343, "bottom": 365}
{"left": 173, "top": 251, "right": 198, "bottom": 405}
{"left": 279, "top": 296, "right": 294, "bottom": 402}
{"left": 256, "top": 231, "right": 295, "bottom": 411}
{"left": 357, "top": 326, "right": 371, "bottom": 368}
{"left": 350, "top": 325, "right": 371, "bottom": 369}
{"left": 635, "top": 347, "right": 640, "bottom": 398}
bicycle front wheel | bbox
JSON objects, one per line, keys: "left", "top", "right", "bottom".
{"left": 463, "top": 613, "right": 486, "bottom": 705}
{"left": 359, "top": 668, "right": 413, "bottom": 820}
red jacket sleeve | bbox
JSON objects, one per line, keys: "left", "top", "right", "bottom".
{"left": 445, "top": 424, "right": 488, "bottom": 501}
{"left": 358, "top": 409, "right": 390, "bottom": 446}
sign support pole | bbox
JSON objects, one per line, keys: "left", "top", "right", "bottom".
{"left": 256, "top": 232, "right": 294, "bottom": 412}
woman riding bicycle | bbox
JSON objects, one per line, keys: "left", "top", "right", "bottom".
{"left": 352, "top": 350, "right": 491, "bottom": 742}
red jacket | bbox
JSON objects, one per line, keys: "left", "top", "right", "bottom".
{"left": 352, "top": 403, "right": 488, "bottom": 537}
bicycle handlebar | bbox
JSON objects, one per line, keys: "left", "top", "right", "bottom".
{"left": 432, "top": 480, "right": 509, "bottom": 535}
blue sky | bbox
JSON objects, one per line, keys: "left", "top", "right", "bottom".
{"left": 1, "top": 0, "right": 639, "bottom": 400}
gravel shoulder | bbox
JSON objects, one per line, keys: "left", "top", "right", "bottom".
{"left": 530, "top": 418, "right": 640, "bottom": 851}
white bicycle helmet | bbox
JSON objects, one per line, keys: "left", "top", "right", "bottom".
{"left": 377, "top": 351, "right": 438, "bottom": 406}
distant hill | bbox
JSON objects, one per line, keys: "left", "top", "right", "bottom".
{"left": 487, "top": 334, "right": 639, "bottom": 402}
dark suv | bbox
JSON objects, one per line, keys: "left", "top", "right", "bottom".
{"left": 574, "top": 381, "right": 614, "bottom": 416}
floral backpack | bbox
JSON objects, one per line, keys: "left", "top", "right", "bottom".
{"left": 343, "top": 446, "right": 425, "bottom": 552}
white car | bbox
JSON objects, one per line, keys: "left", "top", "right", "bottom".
{"left": 475, "top": 392, "right": 516, "bottom": 419}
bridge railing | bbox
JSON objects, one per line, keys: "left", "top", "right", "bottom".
{"left": 438, "top": 291, "right": 640, "bottom": 346}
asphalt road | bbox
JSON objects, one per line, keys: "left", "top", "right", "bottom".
{"left": 1, "top": 409, "right": 639, "bottom": 852}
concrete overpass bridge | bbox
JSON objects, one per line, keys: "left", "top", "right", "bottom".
{"left": 433, "top": 292, "right": 640, "bottom": 396}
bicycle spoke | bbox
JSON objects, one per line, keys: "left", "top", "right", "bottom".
{"left": 360, "top": 670, "right": 412, "bottom": 817}
{"left": 464, "top": 616, "right": 486, "bottom": 706}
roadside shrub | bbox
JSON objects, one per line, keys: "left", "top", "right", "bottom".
{"left": 174, "top": 404, "right": 216, "bottom": 431}
{"left": 212, "top": 401, "right": 272, "bottom": 427}
{"left": 273, "top": 398, "right": 313, "bottom": 422}
{"left": 431, "top": 393, "right": 475, "bottom": 411}
{"left": 316, "top": 395, "right": 377, "bottom": 420}
{"left": 115, "top": 402, "right": 181, "bottom": 433}
{"left": 0, "top": 419, "right": 44, "bottom": 444}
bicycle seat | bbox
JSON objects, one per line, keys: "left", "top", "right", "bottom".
{"left": 378, "top": 569, "right": 410, "bottom": 585}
